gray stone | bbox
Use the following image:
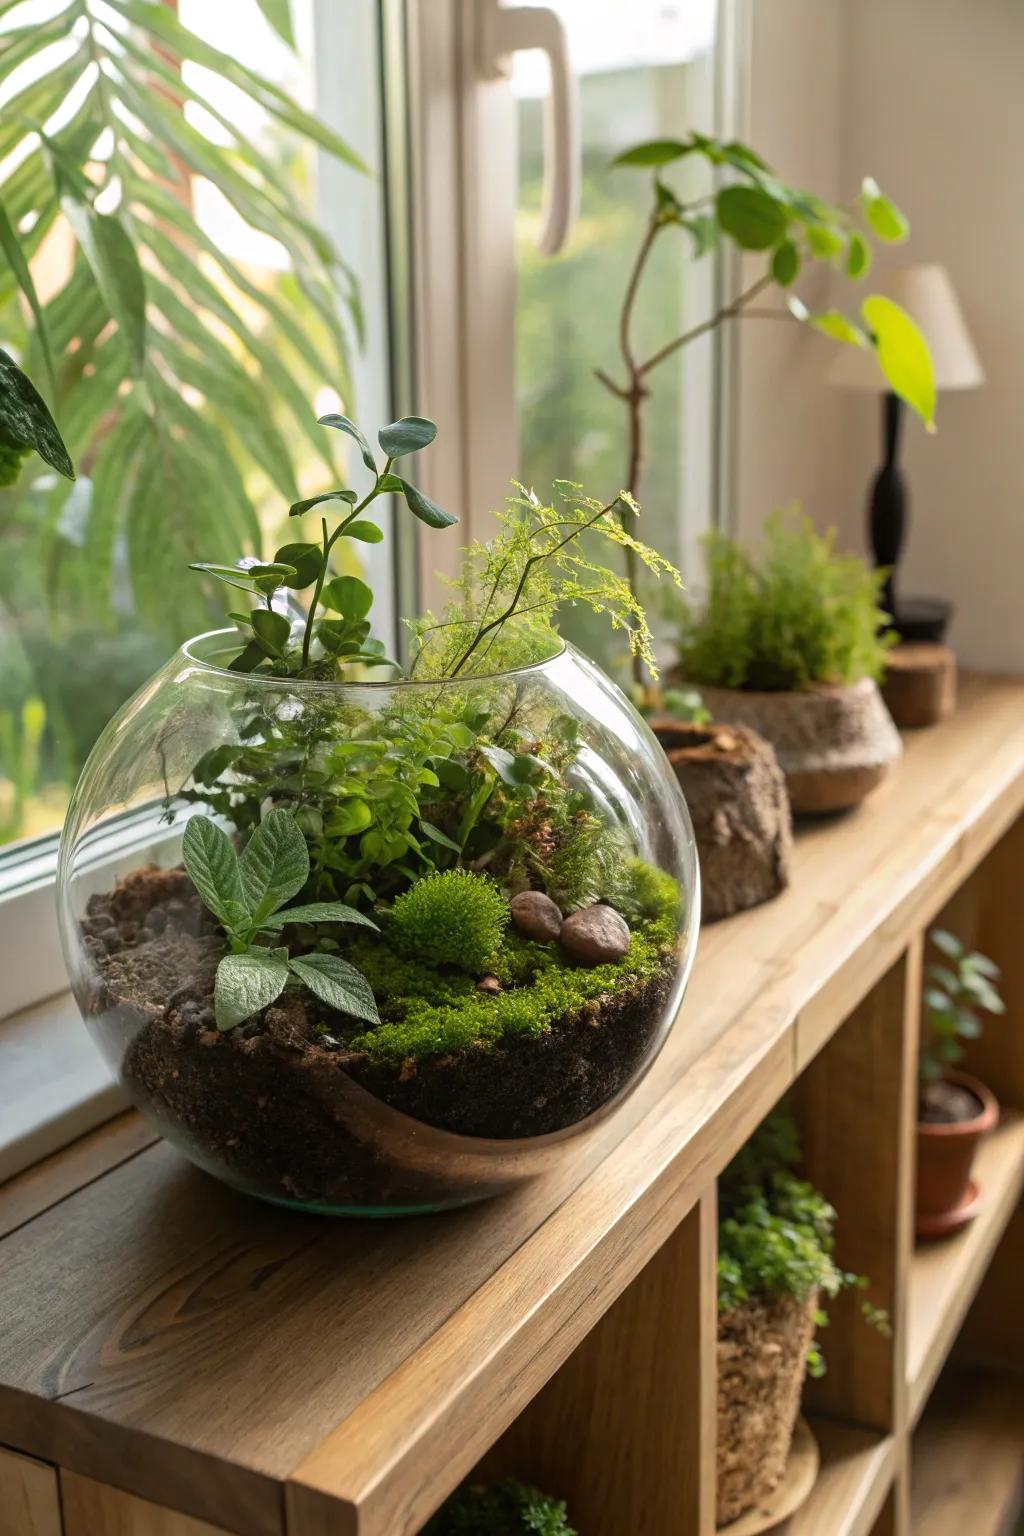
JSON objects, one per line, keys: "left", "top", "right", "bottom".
{"left": 509, "top": 889, "right": 564, "bottom": 943}
{"left": 560, "top": 904, "right": 630, "bottom": 966}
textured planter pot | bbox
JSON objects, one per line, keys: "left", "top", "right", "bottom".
{"left": 688, "top": 678, "right": 902, "bottom": 816}
{"left": 916, "top": 1070, "right": 998, "bottom": 1235}
{"left": 651, "top": 719, "right": 792, "bottom": 923}
{"left": 716, "top": 1290, "right": 819, "bottom": 1527}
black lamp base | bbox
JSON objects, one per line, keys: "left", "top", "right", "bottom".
{"left": 891, "top": 596, "right": 954, "bottom": 645}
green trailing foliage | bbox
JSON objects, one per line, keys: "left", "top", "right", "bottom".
{"left": 671, "top": 510, "right": 895, "bottom": 692}
{"left": 181, "top": 808, "right": 379, "bottom": 1031}
{"left": 920, "top": 928, "right": 1005, "bottom": 1088}
{"left": 389, "top": 868, "right": 509, "bottom": 976}
{"left": 0, "top": 0, "right": 365, "bottom": 637}
{"left": 718, "top": 1110, "right": 889, "bottom": 1377}
{"left": 424, "top": 1478, "right": 577, "bottom": 1536}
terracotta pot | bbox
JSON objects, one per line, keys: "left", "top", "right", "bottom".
{"left": 916, "top": 1070, "right": 998, "bottom": 1223}
{"left": 716, "top": 1290, "right": 819, "bottom": 1527}
{"left": 672, "top": 677, "right": 902, "bottom": 816}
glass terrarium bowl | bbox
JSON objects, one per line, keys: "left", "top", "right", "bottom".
{"left": 57, "top": 632, "right": 699, "bottom": 1215}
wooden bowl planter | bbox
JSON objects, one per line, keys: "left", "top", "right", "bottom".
{"left": 916, "top": 1069, "right": 999, "bottom": 1239}
{"left": 716, "top": 1291, "right": 820, "bottom": 1527}
{"left": 650, "top": 718, "right": 792, "bottom": 922}
{"left": 882, "top": 642, "right": 957, "bottom": 729}
{"left": 690, "top": 677, "right": 903, "bottom": 816}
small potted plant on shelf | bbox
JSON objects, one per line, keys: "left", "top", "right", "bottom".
{"left": 424, "top": 1477, "right": 578, "bottom": 1535}
{"left": 57, "top": 409, "right": 700, "bottom": 1216}
{"left": 716, "top": 1110, "right": 886, "bottom": 1529}
{"left": 916, "top": 929, "right": 1005, "bottom": 1239}
{"left": 668, "top": 510, "right": 902, "bottom": 815}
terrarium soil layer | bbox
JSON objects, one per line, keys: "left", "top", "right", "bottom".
{"left": 82, "top": 867, "right": 672, "bottom": 1209}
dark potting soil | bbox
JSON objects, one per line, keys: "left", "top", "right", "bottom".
{"left": 919, "top": 1077, "right": 983, "bottom": 1125}
{"left": 81, "top": 866, "right": 674, "bottom": 1208}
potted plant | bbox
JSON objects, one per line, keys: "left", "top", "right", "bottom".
{"left": 424, "top": 1477, "right": 578, "bottom": 1535}
{"left": 667, "top": 511, "right": 902, "bottom": 815}
{"left": 56, "top": 410, "right": 700, "bottom": 1215}
{"left": 916, "top": 929, "right": 1005, "bottom": 1239}
{"left": 717, "top": 1111, "right": 886, "bottom": 1528}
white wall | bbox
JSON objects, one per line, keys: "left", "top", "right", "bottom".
{"left": 737, "top": 0, "right": 1023, "bottom": 672}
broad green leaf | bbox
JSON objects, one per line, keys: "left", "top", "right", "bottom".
{"left": 0, "top": 197, "right": 56, "bottom": 395}
{"left": 326, "top": 798, "right": 374, "bottom": 837}
{"left": 862, "top": 295, "right": 936, "bottom": 430}
{"left": 288, "top": 952, "right": 380, "bottom": 1026}
{"left": 805, "top": 224, "right": 845, "bottom": 260}
{"left": 770, "top": 240, "right": 800, "bottom": 286}
{"left": 930, "top": 929, "right": 961, "bottom": 959}
{"left": 716, "top": 185, "right": 789, "bottom": 251}
{"left": 238, "top": 808, "right": 310, "bottom": 922}
{"left": 251, "top": 608, "right": 291, "bottom": 655}
{"left": 810, "top": 309, "right": 868, "bottom": 346}
{"left": 846, "top": 231, "right": 871, "bottom": 280}
{"left": 317, "top": 413, "right": 376, "bottom": 473}
{"left": 60, "top": 197, "right": 147, "bottom": 376}
{"left": 254, "top": 0, "right": 295, "bottom": 47}
{"left": 861, "top": 177, "right": 909, "bottom": 243}
{"left": 377, "top": 415, "right": 437, "bottom": 457}
{"left": 342, "top": 520, "right": 383, "bottom": 544}
{"left": 398, "top": 477, "right": 458, "bottom": 530}
{"left": 720, "top": 140, "right": 770, "bottom": 174}
{"left": 259, "top": 901, "right": 379, "bottom": 931}
{"left": 681, "top": 214, "right": 717, "bottom": 257}
{"left": 274, "top": 541, "right": 323, "bottom": 588}
{"left": 214, "top": 950, "right": 290, "bottom": 1031}
{"left": 0, "top": 347, "right": 74, "bottom": 479}
{"left": 612, "top": 139, "right": 693, "bottom": 168}
{"left": 289, "top": 487, "right": 358, "bottom": 517}
{"left": 182, "top": 816, "right": 247, "bottom": 931}
{"left": 322, "top": 574, "right": 373, "bottom": 619}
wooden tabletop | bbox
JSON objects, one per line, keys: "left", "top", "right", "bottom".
{"left": 2, "top": 674, "right": 1023, "bottom": 1536}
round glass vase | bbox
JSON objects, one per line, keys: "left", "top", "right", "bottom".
{"left": 57, "top": 633, "right": 699, "bottom": 1215}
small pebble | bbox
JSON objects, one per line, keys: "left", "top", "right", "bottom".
{"left": 509, "top": 889, "right": 564, "bottom": 943}
{"left": 560, "top": 904, "right": 630, "bottom": 966}
{"left": 476, "top": 975, "right": 502, "bottom": 993}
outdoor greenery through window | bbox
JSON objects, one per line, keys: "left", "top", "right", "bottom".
{"left": 0, "top": 0, "right": 376, "bottom": 849}
{"left": 513, "top": 0, "right": 721, "bottom": 674}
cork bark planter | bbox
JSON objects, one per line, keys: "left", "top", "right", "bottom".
{"left": 716, "top": 1290, "right": 820, "bottom": 1527}
{"left": 916, "top": 1069, "right": 999, "bottom": 1239}
{"left": 690, "top": 678, "right": 902, "bottom": 816}
{"left": 651, "top": 718, "right": 792, "bottom": 923}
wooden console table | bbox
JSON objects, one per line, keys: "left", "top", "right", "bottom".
{"left": 2, "top": 675, "right": 1022, "bottom": 1536}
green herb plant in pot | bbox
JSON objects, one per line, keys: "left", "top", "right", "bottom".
{"left": 916, "top": 929, "right": 1005, "bottom": 1240}
{"left": 56, "top": 409, "right": 699, "bottom": 1216}
{"left": 669, "top": 511, "right": 902, "bottom": 815}
{"left": 425, "top": 1477, "right": 578, "bottom": 1535}
{"left": 716, "top": 1111, "right": 887, "bottom": 1529}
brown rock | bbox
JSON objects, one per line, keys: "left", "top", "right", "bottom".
{"left": 560, "top": 904, "right": 630, "bottom": 966}
{"left": 509, "top": 889, "right": 563, "bottom": 943}
{"left": 476, "top": 975, "right": 502, "bottom": 993}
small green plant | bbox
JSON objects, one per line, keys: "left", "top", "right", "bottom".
{"left": 389, "top": 868, "right": 508, "bottom": 976}
{"left": 921, "top": 929, "right": 1005, "bottom": 1086}
{"left": 718, "top": 1110, "right": 888, "bottom": 1376}
{"left": 424, "top": 1478, "right": 578, "bottom": 1536}
{"left": 181, "top": 809, "right": 380, "bottom": 1031}
{"left": 673, "top": 510, "right": 894, "bottom": 692}
{"left": 0, "top": 348, "right": 73, "bottom": 487}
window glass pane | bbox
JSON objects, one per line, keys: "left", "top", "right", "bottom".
{"left": 512, "top": 0, "right": 720, "bottom": 668}
{"left": 0, "top": 0, "right": 389, "bottom": 852}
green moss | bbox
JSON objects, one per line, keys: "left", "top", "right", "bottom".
{"left": 343, "top": 860, "right": 681, "bottom": 1067}
{"left": 389, "top": 868, "right": 508, "bottom": 975}
{"left": 424, "top": 1477, "right": 577, "bottom": 1536}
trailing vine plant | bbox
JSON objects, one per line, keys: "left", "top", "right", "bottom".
{"left": 601, "top": 132, "right": 937, "bottom": 684}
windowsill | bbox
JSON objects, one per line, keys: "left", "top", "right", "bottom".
{"left": 0, "top": 991, "right": 127, "bottom": 1184}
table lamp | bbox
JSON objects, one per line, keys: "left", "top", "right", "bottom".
{"left": 829, "top": 264, "right": 983, "bottom": 640}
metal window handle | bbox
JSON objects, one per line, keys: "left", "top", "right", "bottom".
{"left": 478, "top": 1, "right": 579, "bottom": 256}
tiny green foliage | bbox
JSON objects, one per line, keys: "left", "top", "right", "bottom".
{"left": 673, "top": 510, "right": 895, "bottom": 692}
{"left": 389, "top": 868, "right": 508, "bottom": 976}
{"left": 181, "top": 809, "right": 380, "bottom": 1030}
{"left": 423, "top": 1477, "right": 577, "bottom": 1536}
{"left": 718, "top": 1111, "right": 888, "bottom": 1372}
{"left": 920, "top": 928, "right": 1005, "bottom": 1086}
{"left": 408, "top": 483, "right": 681, "bottom": 680}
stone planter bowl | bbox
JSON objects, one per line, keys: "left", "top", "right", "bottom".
{"left": 687, "top": 678, "right": 902, "bottom": 816}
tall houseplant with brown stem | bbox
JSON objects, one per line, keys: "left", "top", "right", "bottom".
{"left": 596, "top": 133, "right": 937, "bottom": 686}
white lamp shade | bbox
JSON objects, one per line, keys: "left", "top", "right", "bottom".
{"left": 829, "top": 263, "right": 984, "bottom": 392}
